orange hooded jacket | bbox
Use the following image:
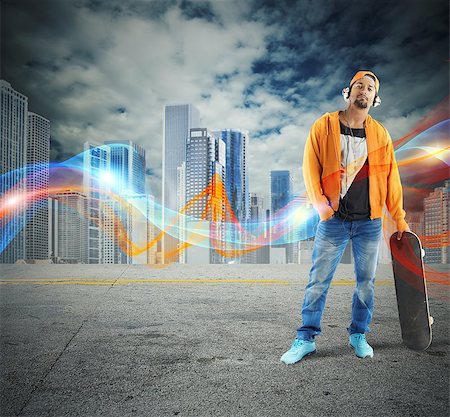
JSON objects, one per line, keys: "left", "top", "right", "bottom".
{"left": 302, "top": 111, "right": 408, "bottom": 231}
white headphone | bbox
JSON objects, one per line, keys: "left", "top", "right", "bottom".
{"left": 342, "top": 87, "right": 381, "bottom": 107}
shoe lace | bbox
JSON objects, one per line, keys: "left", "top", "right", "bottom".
{"left": 353, "top": 334, "right": 367, "bottom": 345}
{"left": 292, "top": 338, "right": 306, "bottom": 349}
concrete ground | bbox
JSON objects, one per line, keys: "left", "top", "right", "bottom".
{"left": 0, "top": 264, "right": 449, "bottom": 417}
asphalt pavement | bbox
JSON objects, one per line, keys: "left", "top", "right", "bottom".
{"left": 0, "top": 264, "right": 449, "bottom": 417}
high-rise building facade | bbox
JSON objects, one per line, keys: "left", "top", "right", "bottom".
{"left": 406, "top": 212, "right": 424, "bottom": 238}
{"left": 0, "top": 80, "right": 28, "bottom": 263}
{"left": 83, "top": 142, "right": 110, "bottom": 264}
{"left": 162, "top": 104, "right": 200, "bottom": 263}
{"left": 126, "top": 194, "right": 157, "bottom": 265}
{"left": 245, "top": 193, "right": 269, "bottom": 264}
{"left": 25, "top": 112, "right": 50, "bottom": 260}
{"left": 184, "top": 128, "right": 226, "bottom": 264}
{"left": 83, "top": 140, "right": 152, "bottom": 265}
{"left": 270, "top": 170, "right": 294, "bottom": 263}
{"left": 101, "top": 198, "right": 131, "bottom": 264}
{"left": 243, "top": 193, "right": 262, "bottom": 264}
{"left": 213, "top": 129, "right": 249, "bottom": 263}
{"left": 101, "top": 140, "right": 147, "bottom": 264}
{"left": 293, "top": 195, "right": 315, "bottom": 264}
{"left": 104, "top": 140, "right": 146, "bottom": 194}
{"left": 177, "top": 162, "right": 186, "bottom": 264}
{"left": 424, "top": 180, "right": 449, "bottom": 264}
{"left": 145, "top": 194, "right": 157, "bottom": 265}
{"left": 271, "top": 170, "right": 292, "bottom": 215}
{"left": 288, "top": 194, "right": 313, "bottom": 264}
{"left": 214, "top": 129, "right": 250, "bottom": 223}
{"left": 51, "top": 191, "right": 88, "bottom": 263}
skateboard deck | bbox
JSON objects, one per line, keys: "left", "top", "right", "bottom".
{"left": 390, "top": 231, "right": 432, "bottom": 351}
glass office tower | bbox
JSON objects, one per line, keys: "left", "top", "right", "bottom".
{"left": 184, "top": 128, "right": 226, "bottom": 264}
{"left": 270, "top": 170, "right": 294, "bottom": 263}
{"left": 83, "top": 142, "right": 111, "bottom": 264}
{"left": 213, "top": 129, "right": 249, "bottom": 263}
{"left": 162, "top": 104, "right": 200, "bottom": 263}
{"left": 104, "top": 140, "right": 146, "bottom": 194}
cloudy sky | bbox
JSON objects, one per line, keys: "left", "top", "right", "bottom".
{"left": 2, "top": 0, "right": 449, "bottom": 204}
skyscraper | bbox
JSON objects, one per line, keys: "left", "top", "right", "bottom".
{"left": 424, "top": 180, "right": 449, "bottom": 264}
{"left": 83, "top": 140, "right": 152, "bottom": 264}
{"left": 270, "top": 170, "right": 294, "bottom": 263}
{"left": 162, "top": 104, "right": 200, "bottom": 263}
{"left": 177, "top": 162, "right": 186, "bottom": 264}
{"left": 213, "top": 129, "right": 249, "bottom": 263}
{"left": 0, "top": 80, "right": 28, "bottom": 263}
{"left": 126, "top": 194, "right": 157, "bottom": 265}
{"left": 271, "top": 170, "right": 292, "bottom": 215}
{"left": 293, "top": 195, "right": 315, "bottom": 264}
{"left": 83, "top": 142, "right": 110, "bottom": 264}
{"left": 101, "top": 198, "right": 131, "bottom": 264}
{"left": 406, "top": 212, "right": 425, "bottom": 238}
{"left": 286, "top": 194, "right": 307, "bottom": 264}
{"left": 245, "top": 193, "right": 269, "bottom": 264}
{"left": 184, "top": 128, "right": 226, "bottom": 264}
{"left": 104, "top": 140, "right": 146, "bottom": 194}
{"left": 51, "top": 190, "right": 88, "bottom": 264}
{"left": 101, "top": 140, "right": 147, "bottom": 264}
{"left": 25, "top": 112, "right": 50, "bottom": 260}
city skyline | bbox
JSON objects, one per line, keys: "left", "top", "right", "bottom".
{"left": 4, "top": 82, "right": 447, "bottom": 207}
{"left": 0, "top": 78, "right": 448, "bottom": 264}
{"left": 2, "top": 0, "right": 448, "bottom": 202}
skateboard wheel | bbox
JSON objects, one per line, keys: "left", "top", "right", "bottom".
{"left": 429, "top": 316, "right": 434, "bottom": 326}
{"left": 421, "top": 249, "right": 425, "bottom": 258}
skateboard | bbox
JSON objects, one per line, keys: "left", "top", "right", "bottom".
{"left": 390, "top": 231, "right": 433, "bottom": 351}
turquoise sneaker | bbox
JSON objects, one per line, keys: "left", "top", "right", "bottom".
{"left": 349, "top": 333, "right": 374, "bottom": 358}
{"left": 280, "top": 338, "right": 316, "bottom": 364}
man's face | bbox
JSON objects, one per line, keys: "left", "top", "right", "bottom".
{"left": 349, "top": 76, "right": 377, "bottom": 109}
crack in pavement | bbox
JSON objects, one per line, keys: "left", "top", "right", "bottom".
{"left": 16, "top": 266, "right": 129, "bottom": 416}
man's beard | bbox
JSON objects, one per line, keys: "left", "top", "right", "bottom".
{"left": 354, "top": 97, "right": 369, "bottom": 109}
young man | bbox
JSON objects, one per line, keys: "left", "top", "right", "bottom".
{"left": 281, "top": 71, "right": 410, "bottom": 364}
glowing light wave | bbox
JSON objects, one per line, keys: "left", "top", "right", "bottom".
{"left": 1, "top": 108, "right": 449, "bottom": 297}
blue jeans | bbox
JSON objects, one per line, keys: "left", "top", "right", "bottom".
{"left": 297, "top": 215, "right": 382, "bottom": 341}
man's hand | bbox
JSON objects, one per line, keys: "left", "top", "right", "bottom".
{"left": 397, "top": 226, "right": 411, "bottom": 240}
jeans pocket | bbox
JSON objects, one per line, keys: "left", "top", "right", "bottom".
{"left": 316, "top": 217, "right": 346, "bottom": 246}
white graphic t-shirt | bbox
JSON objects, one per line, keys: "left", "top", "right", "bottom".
{"left": 337, "top": 122, "right": 370, "bottom": 220}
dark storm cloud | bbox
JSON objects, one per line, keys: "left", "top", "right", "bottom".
{"left": 247, "top": 0, "right": 448, "bottom": 120}
{"left": 76, "top": 0, "right": 177, "bottom": 19}
{"left": 2, "top": 0, "right": 111, "bottom": 142}
{"left": 179, "top": 0, "right": 218, "bottom": 22}
{"left": 1, "top": 0, "right": 448, "bottom": 199}
{"left": 2, "top": 0, "right": 80, "bottom": 97}
{"left": 49, "top": 137, "right": 75, "bottom": 163}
